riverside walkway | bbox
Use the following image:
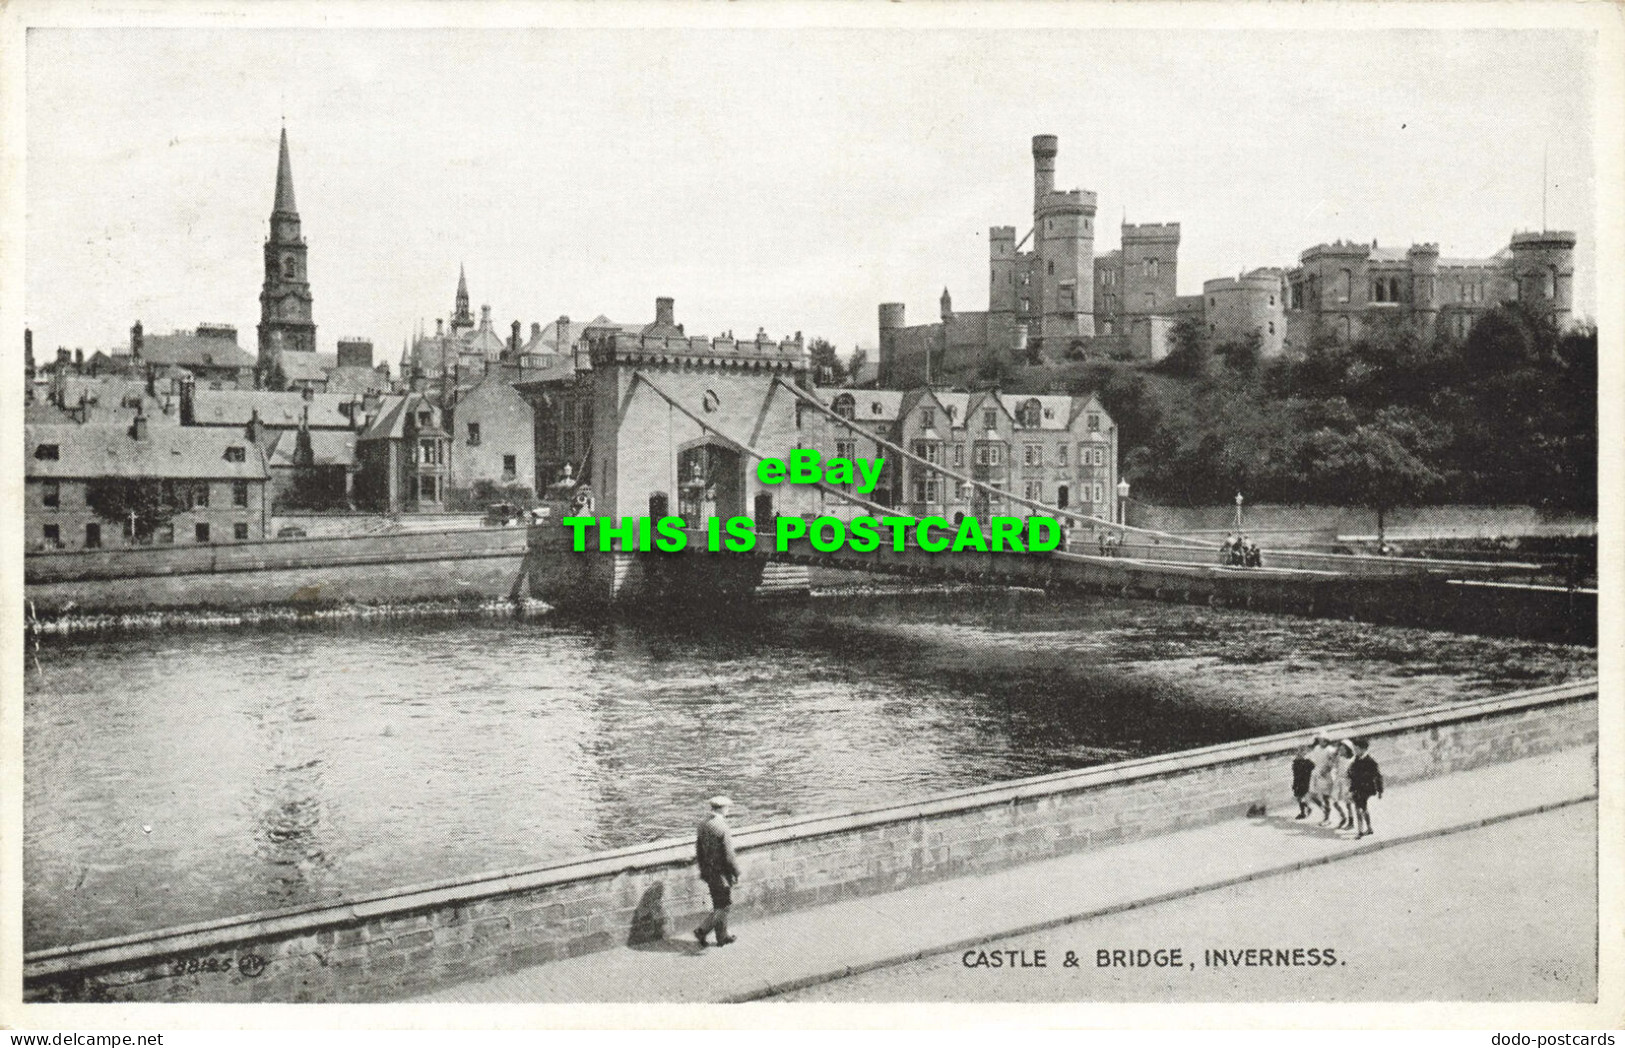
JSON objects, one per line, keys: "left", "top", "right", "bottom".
{"left": 415, "top": 745, "right": 1597, "bottom": 1004}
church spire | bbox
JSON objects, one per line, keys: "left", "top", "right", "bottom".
{"left": 273, "top": 125, "right": 297, "bottom": 215}
{"left": 451, "top": 263, "right": 474, "bottom": 333}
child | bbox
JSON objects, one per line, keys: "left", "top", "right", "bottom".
{"left": 1308, "top": 733, "right": 1338, "bottom": 825}
{"left": 1348, "top": 738, "right": 1384, "bottom": 839}
{"left": 1330, "top": 740, "right": 1356, "bottom": 830}
{"left": 1291, "top": 744, "right": 1316, "bottom": 819}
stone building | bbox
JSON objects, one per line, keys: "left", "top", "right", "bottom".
{"left": 183, "top": 388, "right": 366, "bottom": 508}
{"left": 130, "top": 321, "right": 257, "bottom": 388}
{"left": 353, "top": 393, "right": 451, "bottom": 514}
{"left": 256, "top": 129, "right": 319, "bottom": 390}
{"left": 816, "top": 388, "right": 1118, "bottom": 524}
{"left": 25, "top": 415, "right": 270, "bottom": 551}
{"left": 1201, "top": 268, "right": 1287, "bottom": 357}
{"left": 445, "top": 367, "right": 537, "bottom": 502}
{"left": 879, "top": 135, "right": 1182, "bottom": 386}
{"left": 1280, "top": 231, "right": 1576, "bottom": 350}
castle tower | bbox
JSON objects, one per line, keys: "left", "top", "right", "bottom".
{"left": 257, "top": 128, "right": 317, "bottom": 383}
{"left": 1508, "top": 231, "right": 1577, "bottom": 323}
{"left": 1406, "top": 243, "right": 1441, "bottom": 341}
{"left": 451, "top": 264, "right": 474, "bottom": 333}
{"left": 1031, "top": 134, "right": 1097, "bottom": 344}
{"left": 877, "top": 302, "right": 905, "bottom": 388}
{"left": 1120, "top": 223, "right": 1181, "bottom": 318}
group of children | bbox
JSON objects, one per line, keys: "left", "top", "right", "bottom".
{"left": 1220, "top": 533, "right": 1262, "bottom": 567}
{"left": 1291, "top": 734, "right": 1385, "bottom": 838}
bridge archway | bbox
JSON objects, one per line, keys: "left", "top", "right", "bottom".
{"left": 677, "top": 440, "right": 744, "bottom": 523}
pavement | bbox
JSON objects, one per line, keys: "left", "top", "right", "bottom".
{"left": 413, "top": 746, "right": 1596, "bottom": 1004}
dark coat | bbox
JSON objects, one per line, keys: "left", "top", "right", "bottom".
{"left": 695, "top": 813, "right": 740, "bottom": 885}
{"left": 1348, "top": 753, "right": 1384, "bottom": 799}
{"left": 1291, "top": 755, "right": 1315, "bottom": 796}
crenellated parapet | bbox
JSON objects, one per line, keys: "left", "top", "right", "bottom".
{"left": 588, "top": 329, "right": 807, "bottom": 372}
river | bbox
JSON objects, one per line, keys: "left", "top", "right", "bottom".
{"left": 23, "top": 591, "right": 1595, "bottom": 951}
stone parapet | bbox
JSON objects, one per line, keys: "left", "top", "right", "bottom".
{"left": 23, "top": 680, "right": 1596, "bottom": 1003}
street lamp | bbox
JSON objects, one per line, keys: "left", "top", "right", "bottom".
{"left": 1117, "top": 478, "right": 1130, "bottom": 526}
{"left": 1235, "top": 491, "right": 1244, "bottom": 530}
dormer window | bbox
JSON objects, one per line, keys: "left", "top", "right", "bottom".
{"left": 224, "top": 446, "right": 246, "bottom": 463}
{"left": 833, "top": 394, "right": 856, "bottom": 420}
{"left": 418, "top": 411, "right": 432, "bottom": 427}
{"left": 871, "top": 402, "right": 883, "bottom": 416}
{"left": 920, "top": 408, "right": 935, "bottom": 428}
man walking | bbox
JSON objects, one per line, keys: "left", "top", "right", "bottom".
{"left": 694, "top": 795, "right": 740, "bottom": 947}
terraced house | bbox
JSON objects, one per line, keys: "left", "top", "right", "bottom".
{"left": 25, "top": 413, "right": 270, "bottom": 551}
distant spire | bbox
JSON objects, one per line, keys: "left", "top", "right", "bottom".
{"left": 273, "top": 126, "right": 298, "bottom": 215}
{"left": 451, "top": 263, "right": 474, "bottom": 331}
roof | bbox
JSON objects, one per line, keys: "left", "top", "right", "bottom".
{"left": 359, "top": 393, "right": 443, "bottom": 441}
{"left": 26, "top": 423, "right": 270, "bottom": 480}
{"left": 324, "top": 365, "right": 390, "bottom": 395}
{"left": 276, "top": 352, "right": 338, "bottom": 383}
{"left": 462, "top": 324, "right": 506, "bottom": 359}
{"left": 190, "top": 389, "right": 357, "bottom": 429}
{"left": 819, "top": 387, "right": 904, "bottom": 423}
{"left": 264, "top": 428, "right": 357, "bottom": 469}
{"left": 139, "top": 332, "right": 256, "bottom": 371}
{"left": 998, "top": 393, "right": 1079, "bottom": 431}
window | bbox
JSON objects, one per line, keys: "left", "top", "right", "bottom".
{"left": 36, "top": 444, "right": 59, "bottom": 460}
{"left": 232, "top": 480, "right": 248, "bottom": 507}
{"left": 912, "top": 478, "right": 939, "bottom": 504}
{"left": 420, "top": 476, "right": 439, "bottom": 502}
{"left": 283, "top": 257, "right": 297, "bottom": 278}
{"left": 1268, "top": 321, "right": 1276, "bottom": 335}
{"left": 42, "top": 480, "right": 59, "bottom": 508}
{"left": 870, "top": 402, "right": 882, "bottom": 415}
{"left": 1144, "top": 292, "right": 1156, "bottom": 310}
{"left": 194, "top": 482, "right": 210, "bottom": 508}
{"left": 1146, "top": 259, "right": 1159, "bottom": 279}
{"left": 1546, "top": 265, "right": 1558, "bottom": 299}
{"left": 1094, "top": 447, "right": 1106, "bottom": 466}
{"left": 503, "top": 454, "right": 517, "bottom": 478}
{"left": 1017, "top": 398, "right": 1042, "bottom": 427}
{"left": 1020, "top": 298, "right": 1030, "bottom": 312}
{"left": 225, "top": 445, "right": 246, "bottom": 463}
{"left": 983, "top": 409, "right": 998, "bottom": 430}
{"left": 42, "top": 524, "right": 59, "bottom": 547}
{"left": 419, "top": 439, "right": 443, "bottom": 465}
{"left": 195, "top": 522, "right": 210, "bottom": 543}
{"left": 417, "top": 410, "right": 433, "bottom": 427}
{"left": 1057, "top": 445, "right": 1068, "bottom": 466}
{"left": 988, "top": 444, "right": 1002, "bottom": 466}
{"left": 468, "top": 423, "right": 481, "bottom": 445}
{"left": 920, "top": 408, "right": 935, "bottom": 429}
{"left": 1024, "top": 443, "right": 1043, "bottom": 466}
{"left": 953, "top": 444, "right": 964, "bottom": 467}
{"left": 234, "top": 522, "right": 250, "bottom": 541}
{"left": 988, "top": 481, "right": 1004, "bottom": 504}
{"left": 1024, "top": 480, "right": 1044, "bottom": 502}
{"left": 85, "top": 523, "right": 100, "bottom": 549}
{"left": 1372, "top": 281, "right": 1386, "bottom": 303}
{"left": 1094, "top": 483, "right": 1105, "bottom": 504}
{"left": 1269, "top": 295, "right": 1275, "bottom": 306}
{"left": 1087, "top": 412, "right": 1100, "bottom": 433}
{"left": 832, "top": 394, "right": 855, "bottom": 419}
{"left": 1047, "top": 260, "right": 1055, "bottom": 276}
{"left": 836, "top": 439, "right": 856, "bottom": 461}
{"left": 1338, "top": 269, "right": 1352, "bottom": 303}
{"left": 912, "top": 440, "right": 942, "bottom": 464}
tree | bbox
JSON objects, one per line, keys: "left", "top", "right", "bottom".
{"left": 85, "top": 478, "right": 177, "bottom": 543}
{"left": 807, "top": 338, "right": 845, "bottom": 384}
{"left": 1300, "top": 409, "right": 1445, "bottom": 540}
{"left": 1156, "top": 315, "right": 1212, "bottom": 378}
{"left": 848, "top": 347, "right": 869, "bottom": 385}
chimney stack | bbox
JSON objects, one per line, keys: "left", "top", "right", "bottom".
{"left": 511, "top": 320, "right": 521, "bottom": 356}
{"left": 131, "top": 320, "right": 144, "bottom": 358}
{"left": 436, "top": 318, "right": 444, "bottom": 336}
{"left": 246, "top": 408, "right": 262, "bottom": 445}
{"left": 132, "top": 409, "right": 148, "bottom": 441}
{"left": 655, "top": 297, "right": 675, "bottom": 327}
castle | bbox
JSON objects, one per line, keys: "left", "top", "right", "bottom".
{"left": 879, "top": 136, "right": 1185, "bottom": 387}
{"left": 879, "top": 135, "right": 1579, "bottom": 384}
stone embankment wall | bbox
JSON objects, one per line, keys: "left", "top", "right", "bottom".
{"left": 24, "top": 527, "right": 530, "bottom": 615}
{"left": 1129, "top": 503, "right": 1596, "bottom": 546}
{"left": 23, "top": 681, "right": 1596, "bottom": 1004}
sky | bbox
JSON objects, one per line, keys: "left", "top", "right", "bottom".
{"left": 23, "top": 22, "right": 1600, "bottom": 363}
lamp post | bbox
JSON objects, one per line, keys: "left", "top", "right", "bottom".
{"left": 1117, "top": 478, "right": 1130, "bottom": 526}
{"left": 1235, "top": 491, "right": 1244, "bottom": 531}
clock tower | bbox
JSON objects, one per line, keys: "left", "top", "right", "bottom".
{"left": 257, "top": 127, "right": 316, "bottom": 387}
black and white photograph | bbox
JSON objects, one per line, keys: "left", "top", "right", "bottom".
{"left": 3, "top": 0, "right": 1618, "bottom": 1034}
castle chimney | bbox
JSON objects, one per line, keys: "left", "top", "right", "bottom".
{"left": 511, "top": 320, "right": 521, "bottom": 356}
{"left": 24, "top": 328, "right": 32, "bottom": 370}
{"left": 655, "top": 297, "right": 675, "bottom": 327}
{"left": 531, "top": 322, "right": 542, "bottom": 340}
